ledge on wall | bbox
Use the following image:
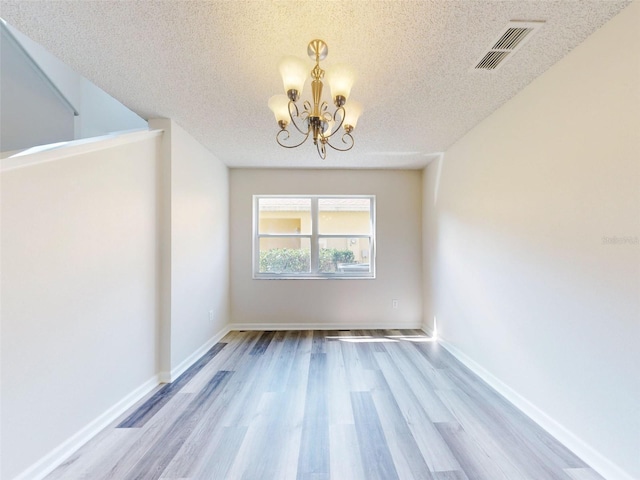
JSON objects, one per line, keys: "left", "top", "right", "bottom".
{"left": 1, "top": 128, "right": 159, "bottom": 172}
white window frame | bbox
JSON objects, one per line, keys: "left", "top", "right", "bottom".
{"left": 253, "top": 195, "right": 376, "bottom": 279}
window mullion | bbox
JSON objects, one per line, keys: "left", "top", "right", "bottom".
{"left": 310, "top": 197, "right": 319, "bottom": 273}
{"left": 253, "top": 195, "right": 259, "bottom": 277}
{"left": 254, "top": 194, "right": 375, "bottom": 279}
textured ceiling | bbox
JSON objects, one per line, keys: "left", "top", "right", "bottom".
{"left": 0, "top": 0, "right": 631, "bottom": 169}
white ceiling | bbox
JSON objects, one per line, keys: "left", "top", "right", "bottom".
{"left": 0, "top": 0, "right": 631, "bottom": 169}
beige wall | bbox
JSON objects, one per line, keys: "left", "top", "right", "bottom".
{"left": 1, "top": 122, "right": 231, "bottom": 478}
{"left": 230, "top": 169, "right": 423, "bottom": 328}
{"left": 422, "top": 3, "right": 639, "bottom": 479}
{"left": 162, "top": 120, "right": 230, "bottom": 376}
{"left": 1, "top": 134, "right": 161, "bottom": 479}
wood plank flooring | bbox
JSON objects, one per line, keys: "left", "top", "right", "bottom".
{"left": 46, "top": 330, "right": 604, "bottom": 480}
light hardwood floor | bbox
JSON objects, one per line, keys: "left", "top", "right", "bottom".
{"left": 46, "top": 330, "right": 604, "bottom": 480}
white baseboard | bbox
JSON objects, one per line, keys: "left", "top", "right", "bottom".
{"left": 13, "top": 375, "right": 160, "bottom": 480}
{"left": 22, "top": 324, "right": 629, "bottom": 480}
{"left": 437, "top": 336, "right": 634, "bottom": 480}
{"left": 14, "top": 324, "right": 233, "bottom": 480}
{"left": 229, "top": 322, "right": 421, "bottom": 332}
{"left": 229, "top": 322, "right": 423, "bottom": 331}
{"left": 159, "top": 324, "right": 232, "bottom": 383}
{"left": 421, "top": 323, "right": 435, "bottom": 337}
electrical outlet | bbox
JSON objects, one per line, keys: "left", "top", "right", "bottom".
{"left": 392, "top": 299, "right": 399, "bottom": 309}
{"left": 209, "top": 310, "right": 214, "bottom": 322}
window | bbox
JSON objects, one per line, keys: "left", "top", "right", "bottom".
{"left": 253, "top": 195, "right": 375, "bottom": 279}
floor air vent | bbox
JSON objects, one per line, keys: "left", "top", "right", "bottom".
{"left": 473, "top": 21, "right": 544, "bottom": 71}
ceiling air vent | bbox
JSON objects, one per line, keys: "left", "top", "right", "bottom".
{"left": 473, "top": 21, "right": 544, "bottom": 71}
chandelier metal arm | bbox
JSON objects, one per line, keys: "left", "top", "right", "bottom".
{"left": 276, "top": 128, "right": 311, "bottom": 149}
{"left": 324, "top": 132, "right": 355, "bottom": 152}
{"left": 322, "top": 106, "right": 347, "bottom": 139}
{"left": 288, "top": 101, "right": 311, "bottom": 136}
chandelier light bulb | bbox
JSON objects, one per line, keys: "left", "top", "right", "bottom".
{"left": 323, "top": 119, "right": 335, "bottom": 137}
{"left": 268, "top": 94, "right": 290, "bottom": 128}
{"left": 343, "top": 100, "right": 363, "bottom": 132}
{"left": 325, "top": 63, "right": 357, "bottom": 106}
{"left": 278, "top": 56, "right": 308, "bottom": 100}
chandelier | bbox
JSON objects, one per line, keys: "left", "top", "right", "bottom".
{"left": 268, "top": 39, "right": 363, "bottom": 159}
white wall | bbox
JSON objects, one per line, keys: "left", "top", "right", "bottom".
{"left": 1, "top": 121, "right": 231, "bottom": 476}
{"left": 422, "top": 3, "right": 639, "bottom": 479}
{"left": 150, "top": 119, "right": 230, "bottom": 376}
{"left": 1, "top": 22, "right": 147, "bottom": 151}
{"left": 230, "top": 169, "right": 423, "bottom": 328}
{"left": 75, "top": 78, "right": 148, "bottom": 139}
{"left": 0, "top": 24, "right": 75, "bottom": 152}
{"left": 1, "top": 133, "right": 162, "bottom": 479}
{"left": 3, "top": 22, "right": 82, "bottom": 113}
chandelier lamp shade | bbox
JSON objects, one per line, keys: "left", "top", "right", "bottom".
{"left": 268, "top": 39, "right": 363, "bottom": 159}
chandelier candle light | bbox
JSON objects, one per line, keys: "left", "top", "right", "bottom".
{"left": 269, "top": 39, "right": 363, "bottom": 159}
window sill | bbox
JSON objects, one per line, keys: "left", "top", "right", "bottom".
{"left": 253, "top": 274, "right": 376, "bottom": 280}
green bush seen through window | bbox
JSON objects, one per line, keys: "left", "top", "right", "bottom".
{"left": 259, "top": 248, "right": 356, "bottom": 273}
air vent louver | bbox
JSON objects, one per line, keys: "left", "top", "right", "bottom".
{"left": 475, "top": 51, "right": 510, "bottom": 70}
{"left": 492, "top": 27, "right": 532, "bottom": 50}
{"left": 473, "top": 21, "right": 544, "bottom": 71}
